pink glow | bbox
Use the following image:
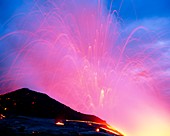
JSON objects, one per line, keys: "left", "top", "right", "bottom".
{"left": 0, "top": 0, "right": 170, "bottom": 135}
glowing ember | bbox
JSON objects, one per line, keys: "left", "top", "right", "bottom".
{"left": 0, "top": 114, "right": 6, "bottom": 119}
{"left": 96, "top": 128, "right": 100, "bottom": 132}
{"left": 0, "top": 0, "right": 170, "bottom": 136}
{"left": 56, "top": 122, "right": 64, "bottom": 126}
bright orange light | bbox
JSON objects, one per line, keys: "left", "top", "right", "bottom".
{"left": 96, "top": 128, "right": 100, "bottom": 132}
{"left": 100, "top": 126, "right": 124, "bottom": 136}
{"left": 111, "top": 107, "right": 170, "bottom": 136}
{"left": 0, "top": 114, "right": 6, "bottom": 119}
{"left": 55, "top": 122, "right": 64, "bottom": 126}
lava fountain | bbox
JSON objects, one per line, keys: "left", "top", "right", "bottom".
{"left": 0, "top": 0, "right": 170, "bottom": 136}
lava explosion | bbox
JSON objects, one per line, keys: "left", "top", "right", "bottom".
{"left": 0, "top": 0, "right": 170, "bottom": 136}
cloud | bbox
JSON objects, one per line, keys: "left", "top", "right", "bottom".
{"left": 123, "top": 16, "right": 170, "bottom": 101}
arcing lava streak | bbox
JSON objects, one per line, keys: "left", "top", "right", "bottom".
{"left": 0, "top": 0, "right": 170, "bottom": 136}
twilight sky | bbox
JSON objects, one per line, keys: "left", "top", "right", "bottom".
{"left": 0, "top": 0, "right": 170, "bottom": 21}
{"left": 106, "top": 0, "right": 170, "bottom": 19}
{"left": 0, "top": 0, "right": 169, "bottom": 110}
{"left": 0, "top": 1, "right": 170, "bottom": 136}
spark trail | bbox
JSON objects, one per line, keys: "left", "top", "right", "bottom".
{"left": 0, "top": 0, "right": 170, "bottom": 136}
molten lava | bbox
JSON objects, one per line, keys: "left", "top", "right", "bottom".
{"left": 0, "top": 0, "right": 170, "bottom": 135}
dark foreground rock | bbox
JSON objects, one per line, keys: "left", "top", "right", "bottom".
{"left": 0, "top": 88, "right": 105, "bottom": 123}
{"left": 0, "top": 88, "right": 123, "bottom": 136}
{"left": 0, "top": 116, "right": 122, "bottom": 136}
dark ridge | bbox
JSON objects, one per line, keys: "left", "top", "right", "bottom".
{"left": 0, "top": 88, "right": 106, "bottom": 124}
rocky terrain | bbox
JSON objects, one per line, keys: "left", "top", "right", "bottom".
{"left": 0, "top": 88, "right": 123, "bottom": 136}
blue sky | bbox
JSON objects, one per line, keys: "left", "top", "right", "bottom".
{"left": 105, "top": 0, "right": 170, "bottom": 20}
{"left": 0, "top": 0, "right": 170, "bottom": 23}
{"left": 0, "top": 1, "right": 170, "bottom": 135}
{"left": 0, "top": 0, "right": 169, "bottom": 92}
{"left": 0, "top": 0, "right": 169, "bottom": 74}
{"left": 0, "top": 0, "right": 170, "bottom": 39}
{"left": 0, "top": 0, "right": 22, "bottom": 24}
